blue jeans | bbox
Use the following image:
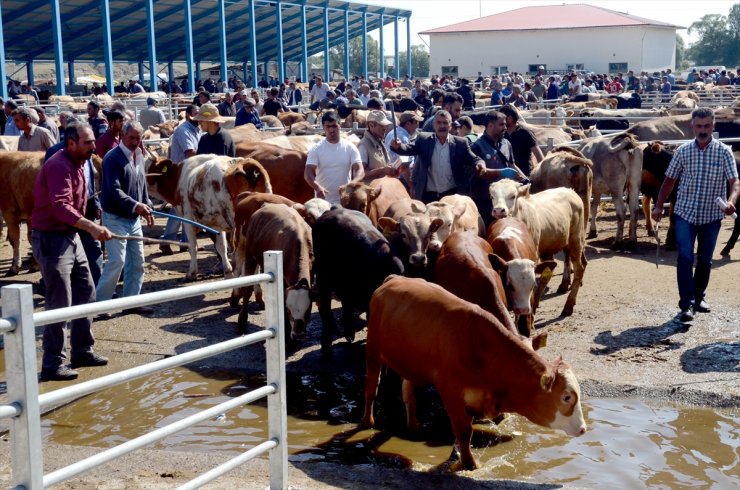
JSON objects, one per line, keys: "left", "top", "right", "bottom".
{"left": 674, "top": 216, "right": 721, "bottom": 311}
{"left": 96, "top": 212, "right": 146, "bottom": 301}
{"left": 162, "top": 208, "right": 188, "bottom": 243}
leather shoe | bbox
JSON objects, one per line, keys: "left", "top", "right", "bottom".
{"left": 40, "top": 365, "right": 79, "bottom": 381}
{"left": 159, "top": 245, "right": 174, "bottom": 256}
{"left": 122, "top": 306, "right": 155, "bottom": 315}
{"left": 693, "top": 300, "right": 710, "bottom": 313}
{"left": 679, "top": 308, "right": 694, "bottom": 323}
{"left": 71, "top": 352, "right": 109, "bottom": 368}
{"left": 95, "top": 312, "right": 113, "bottom": 321}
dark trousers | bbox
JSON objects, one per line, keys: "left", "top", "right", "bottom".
{"left": 421, "top": 187, "right": 458, "bottom": 205}
{"left": 79, "top": 230, "right": 103, "bottom": 286}
{"left": 674, "top": 217, "right": 721, "bottom": 311}
{"left": 32, "top": 230, "right": 96, "bottom": 371}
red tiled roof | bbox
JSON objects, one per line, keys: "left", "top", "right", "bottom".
{"left": 420, "top": 4, "right": 681, "bottom": 34}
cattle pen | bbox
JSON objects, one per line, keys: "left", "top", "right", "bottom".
{"left": 0, "top": 251, "right": 289, "bottom": 489}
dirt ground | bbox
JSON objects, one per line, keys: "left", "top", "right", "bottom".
{"left": 0, "top": 207, "right": 738, "bottom": 488}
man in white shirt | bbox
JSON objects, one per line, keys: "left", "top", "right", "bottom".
{"left": 309, "top": 77, "right": 331, "bottom": 104}
{"left": 139, "top": 97, "right": 167, "bottom": 129}
{"left": 304, "top": 111, "right": 363, "bottom": 205}
{"left": 568, "top": 74, "right": 582, "bottom": 96}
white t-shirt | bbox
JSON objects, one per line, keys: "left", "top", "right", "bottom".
{"left": 568, "top": 80, "right": 582, "bottom": 94}
{"left": 306, "top": 138, "right": 362, "bottom": 205}
{"left": 310, "top": 83, "right": 330, "bottom": 102}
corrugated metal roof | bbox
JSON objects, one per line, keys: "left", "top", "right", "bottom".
{"left": 420, "top": 3, "right": 681, "bottom": 34}
{"left": 1, "top": 0, "right": 410, "bottom": 63}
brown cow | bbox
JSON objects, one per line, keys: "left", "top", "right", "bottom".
{"left": 236, "top": 142, "right": 314, "bottom": 203}
{"left": 439, "top": 194, "right": 484, "bottom": 235}
{"left": 339, "top": 177, "right": 409, "bottom": 226}
{"left": 530, "top": 146, "right": 593, "bottom": 231}
{"left": 277, "top": 112, "right": 306, "bottom": 127}
{"left": 362, "top": 275, "right": 587, "bottom": 470}
{"left": 0, "top": 151, "right": 43, "bottom": 275}
{"left": 490, "top": 180, "right": 587, "bottom": 316}
{"left": 236, "top": 203, "right": 313, "bottom": 339}
{"left": 146, "top": 154, "right": 271, "bottom": 280}
{"left": 487, "top": 217, "right": 557, "bottom": 336}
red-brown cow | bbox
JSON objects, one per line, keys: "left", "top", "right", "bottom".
{"left": 236, "top": 142, "right": 314, "bottom": 203}
{"left": 339, "top": 177, "right": 410, "bottom": 226}
{"left": 487, "top": 217, "right": 557, "bottom": 336}
{"left": 362, "top": 275, "right": 587, "bottom": 470}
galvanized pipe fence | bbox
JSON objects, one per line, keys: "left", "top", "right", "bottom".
{"left": 0, "top": 251, "right": 288, "bottom": 489}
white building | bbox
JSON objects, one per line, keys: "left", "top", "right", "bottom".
{"left": 421, "top": 4, "right": 681, "bottom": 78}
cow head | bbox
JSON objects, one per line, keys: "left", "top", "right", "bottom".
{"left": 299, "top": 198, "right": 331, "bottom": 226}
{"left": 489, "top": 179, "right": 530, "bottom": 220}
{"left": 285, "top": 278, "right": 312, "bottom": 340}
{"left": 223, "top": 157, "right": 273, "bottom": 202}
{"left": 536, "top": 358, "right": 587, "bottom": 437}
{"left": 378, "top": 214, "right": 444, "bottom": 268}
{"left": 424, "top": 202, "right": 463, "bottom": 253}
{"left": 145, "top": 158, "right": 179, "bottom": 203}
{"left": 339, "top": 182, "right": 381, "bottom": 216}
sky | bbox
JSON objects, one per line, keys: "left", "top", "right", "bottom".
{"left": 359, "top": 0, "right": 737, "bottom": 53}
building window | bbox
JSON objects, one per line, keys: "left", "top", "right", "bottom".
{"left": 528, "top": 64, "right": 546, "bottom": 74}
{"left": 490, "top": 66, "right": 508, "bottom": 75}
{"left": 609, "top": 62, "right": 628, "bottom": 73}
{"left": 441, "top": 66, "right": 458, "bottom": 78}
{"left": 566, "top": 63, "right": 585, "bottom": 72}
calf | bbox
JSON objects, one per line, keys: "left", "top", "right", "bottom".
{"left": 362, "top": 275, "right": 587, "bottom": 470}
{"left": 147, "top": 154, "right": 272, "bottom": 280}
{"left": 488, "top": 217, "right": 557, "bottom": 335}
{"left": 490, "top": 180, "right": 587, "bottom": 316}
{"left": 378, "top": 199, "right": 439, "bottom": 273}
{"left": 440, "top": 194, "right": 484, "bottom": 235}
{"left": 339, "top": 177, "right": 410, "bottom": 226}
{"left": 0, "top": 151, "right": 43, "bottom": 275}
{"left": 236, "top": 143, "right": 314, "bottom": 202}
{"left": 313, "top": 207, "right": 404, "bottom": 357}
{"left": 530, "top": 146, "right": 593, "bottom": 231}
{"left": 578, "top": 133, "right": 644, "bottom": 249}
{"left": 237, "top": 203, "right": 313, "bottom": 340}
{"left": 640, "top": 142, "right": 677, "bottom": 249}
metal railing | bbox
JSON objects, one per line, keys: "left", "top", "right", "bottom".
{"left": 0, "top": 251, "right": 288, "bottom": 489}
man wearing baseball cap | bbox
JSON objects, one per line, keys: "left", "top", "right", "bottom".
{"left": 359, "top": 110, "right": 397, "bottom": 180}
{"left": 234, "top": 97, "right": 263, "bottom": 129}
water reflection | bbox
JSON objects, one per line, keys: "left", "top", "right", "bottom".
{"left": 38, "top": 368, "right": 740, "bottom": 488}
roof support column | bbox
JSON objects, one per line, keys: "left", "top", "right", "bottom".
{"left": 68, "top": 60, "right": 76, "bottom": 86}
{"left": 138, "top": 61, "right": 145, "bottom": 86}
{"left": 249, "top": 0, "right": 258, "bottom": 89}
{"left": 184, "top": 0, "right": 195, "bottom": 93}
{"left": 0, "top": 3, "right": 7, "bottom": 99}
{"left": 323, "top": 6, "right": 330, "bottom": 82}
{"left": 168, "top": 61, "right": 174, "bottom": 88}
{"left": 51, "top": 0, "right": 65, "bottom": 95}
{"left": 100, "top": 0, "right": 114, "bottom": 96}
{"left": 242, "top": 61, "right": 248, "bottom": 84}
{"left": 362, "top": 11, "right": 368, "bottom": 80}
{"left": 343, "top": 8, "right": 350, "bottom": 80}
{"left": 276, "top": 1, "right": 284, "bottom": 83}
{"left": 394, "top": 16, "right": 399, "bottom": 79}
{"left": 301, "top": 5, "right": 308, "bottom": 82}
{"left": 146, "top": 0, "right": 158, "bottom": 92}
{"left": 379, "top": 11, "right": 384, "bottom": 80}
{"left": 26, "top": 61, "right": 34, "bottom": 87}
{"left": 218, "top": 0, "right": 228, "bottom": 84}
{"left": 195, "top": 61, "right": 201, "bottom": 82}
{"left": 406, "top": 16, "right": 411, "bottom": 78}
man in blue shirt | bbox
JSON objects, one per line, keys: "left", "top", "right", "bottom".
{"left": 234, "top": 98, "right": 263, "bottom": 129}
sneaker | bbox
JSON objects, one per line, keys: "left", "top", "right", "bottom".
{"left": 679, "top": 308, "right": 694, "bottom": 323}
{"left": 40, "top": 365, "right": 79, "bottom": 381}
{"left": 693, "top": 300, "right": 711, "bottom": 313}
{"left": 71, "top": 353, "right": 109, "bottom": 368}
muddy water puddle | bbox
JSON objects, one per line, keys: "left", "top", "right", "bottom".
{"left": 35, "top": 367, "right": 739, "bottom": 488}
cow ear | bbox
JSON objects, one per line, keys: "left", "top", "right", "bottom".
{"left": 378, "top": 217, "right": 400, "bottom": 233}
{"left": 429, "top": 217, "right": 444, "bottom": 234}
{"left": 368, "top": 186, "right": 382, "bottom": 202}
{"left": 410, "top": 201, "right": 426, "bottom": 213}
{"left": 292, "top": 203, "right": 308, "bottom": 218}
{"left": 517, "top": 183, "right": 531, "bottom": 197}
{"left": 489, "top": 253, "right": 508, "bottom": 273}
{"left": 540, "top": 373, "right": 555, "bottom": 392}
{"left": 535, "top": 260, "right": 557, "bottom": 276}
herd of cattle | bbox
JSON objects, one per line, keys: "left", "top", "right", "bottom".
{"left": 2, "top": 87, "right": 740, "bottom": 469}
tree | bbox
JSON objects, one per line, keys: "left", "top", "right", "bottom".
{"left": 675, "top": 34, "right": 687, "bottom": 70}
{"left": 327, "top": 35, "right": 381, "bottom": 78}
{"left": 398, "top": 45, "right": 430, "bottom": 78}
{"left": 686, "top": 4, "right": 740, "bottom": 66}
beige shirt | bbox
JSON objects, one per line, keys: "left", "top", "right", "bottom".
{"left": 18, "top": 124, "right": 55, "bottom": 152}
{"left": 358, "top": 131, "right": 390, "bottom": 171}
{"left": 427, "top": 136, "right": 455, "bottom": 193}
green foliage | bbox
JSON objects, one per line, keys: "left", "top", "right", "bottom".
{"left": 675, "top": 34, "right": 687, "bottom": 70}
{"left": 398, "top": 45, "right": 430, "bottom": 77}
{"left": 686, "top": 3, "right": 740, "bottom": 67}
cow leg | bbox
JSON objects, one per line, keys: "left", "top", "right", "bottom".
{"left": 361, "top": 353, "right": 382, "bottom": 429}
{"left": 214, "top": 231, "right": 234, "bottom": 278}
{"left": 588, "top": 191, "right": 600, "bottom": 239}
{"left": 666, "top": 202, "right": 678, "bottom": 251}
{"left": 318, "top": 287, "right": 338, "bottom": 357}
{"left": 611, "top": 191, "right": 627, "bottom": 250}
{"left": 533, "top": 257, "right": 554, "bottom": 311}
{"left": 643, "top": 195, "right": 655, "bottom": 237}
{"left": 183, "top": 223, "right": 199, "bottom": 281}
{"left": 562, "top": 249, "right": 587, "bottom": 316}
{"left": 230, "top": 234, "right": 248, "bottom": 308}
{"left": 402, "top": 379, "right": 419, "bottom": 432}
{"left": 236, "top": 257, "right": 259, "bottom": 335}
{"left": 342, "top": 302, "right": 356, "bottom": 344}
{"left": 557, "top": 251, "right": 572, "bottom": 294}
{"left": 624, "top": 185, "right": 640, "bottom": 250}
{"left": 5, "top": 213, "right": 21, "bottom": 276}
{"left": 441, "top": 393, "right": 477, "bottom": 470}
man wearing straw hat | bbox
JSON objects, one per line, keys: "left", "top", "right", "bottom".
{"left": 194, "top": 103, "right": 235, "bottom": 157}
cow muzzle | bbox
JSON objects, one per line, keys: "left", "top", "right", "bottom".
{"left": 409, "top": 253, "right": 427, "bottom": 267}
{"left": 290, "top": 319, "right": 307, "bottom": 340}
{"left": 492, "top": 208, "right": 508, "bottom": 219}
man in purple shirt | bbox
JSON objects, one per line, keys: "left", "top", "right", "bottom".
{"left": 32, "top": 121, "right": 113, "bottom": 381}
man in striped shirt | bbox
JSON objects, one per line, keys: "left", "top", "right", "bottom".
{"left": 652, "top": 107, "right": 739, "bottom": 323}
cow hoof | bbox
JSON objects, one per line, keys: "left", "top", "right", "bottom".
{"left": 587, "top": 231, "right": 598, "bottom": 239}
{"left": 556, "top": 284, "right": 570, "bottom": 294}
{"left": 609, "top": 241, "right": 623, "bottom": 251}
{"left": 229, "top": 296, "right": 241, "bottom": 308}
{"left": 560, "top": 306, "right": 574, "bottom": 317}
{"left": 183, "top": 275, "right": 198, "bottom": 283}
{"left": 344, "top": 332, "right": 355, "bottom": 344}
{"left": 720, "top": 247, "right": 731, "bottom": 256}
{"left": 624, "top": 240, "right": 637, "bottom": 251}
{"left": 255, "top": 301, "right": 265, "bottom": 311}
{"left": 647, "top": 230, "right": 655, "bottom": 237}
{"left": 5, "top": 269, "right": 18, "bottom": 277}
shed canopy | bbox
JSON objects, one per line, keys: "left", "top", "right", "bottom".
{"left": 1, "top": 0, "right": 411, "bottom": 64}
